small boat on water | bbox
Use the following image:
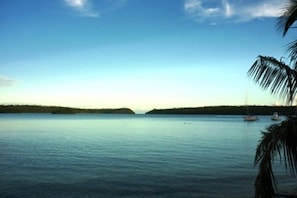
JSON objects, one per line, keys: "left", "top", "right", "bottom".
{"left": 243, "top": 91, "right": 258, "bottom": 121}
{"left": 271, "top": 112, "right": 281, "bottom": 121}
{"left": 244, "top": 114, "right": 258, "bottom": 121}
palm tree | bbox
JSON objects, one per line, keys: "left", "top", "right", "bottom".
{"left": 248, "top": 1, "right": 297, "bottom": 197}
{"left": 249, "top": 57, "right": 297, "bottom": 198}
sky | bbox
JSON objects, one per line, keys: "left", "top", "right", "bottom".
{"left": 0, "top": 0, "right": 295, "bottom": 113}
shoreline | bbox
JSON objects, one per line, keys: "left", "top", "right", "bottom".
{"left": 0, "top": 104, "right": 295, "bottom": 115}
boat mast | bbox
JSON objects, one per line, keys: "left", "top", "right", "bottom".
{"left": 245, "top": 90, "right": 249, "bottom": 115}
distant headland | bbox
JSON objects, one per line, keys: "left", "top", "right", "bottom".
{"left": 0, "top": 105, "right": 135, "bottom": 114}
{"left": 146, "top": 105, "right": 296, "bottom": 115}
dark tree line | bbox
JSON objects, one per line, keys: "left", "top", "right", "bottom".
{"left": 0, "top": 105, "right": 135, "bottom": 114}
{"left": 146, "top": 106, "right": 295, "bottom": 115}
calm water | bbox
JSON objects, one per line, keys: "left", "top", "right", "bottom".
{"left": 0, "top": 114, "right": 294, "bottom": 197}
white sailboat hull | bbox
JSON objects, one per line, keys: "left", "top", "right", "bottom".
{"left": 244, "top": 115, "right": 258, "bottom": 121}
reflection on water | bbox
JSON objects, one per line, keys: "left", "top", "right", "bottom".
{"left": 0, "top": 114, "right": 293, "bottom": 197}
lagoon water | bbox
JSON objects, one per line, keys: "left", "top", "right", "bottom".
{"left": 0, "top": 114, "right": 294, "bottom": 197}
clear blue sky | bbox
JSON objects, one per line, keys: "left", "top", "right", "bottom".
{"left": 0, "top": 0, "right": 293, "bottom": 113}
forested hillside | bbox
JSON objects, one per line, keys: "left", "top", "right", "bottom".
{"left": 0, "top": 105, "right": 135, "bottom": 114}
{"left": 146, "top": 106, "right": 295, "bottom": 115}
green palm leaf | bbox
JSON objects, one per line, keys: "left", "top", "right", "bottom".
{"left": 254, "top": 117, "right": 297, "bottom": 197}
{"left": 286, "top": 39, "right": 297, "bottom": 67}
{"left": 277, "top": 0, "right": 297, "bottom": 36}
{"left": 248, "top": 55, "right": 297, "bottom": 105}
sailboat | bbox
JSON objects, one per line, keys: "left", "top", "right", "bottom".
{"left": 244, "top": 103, "right": 258, "bottom": 121}
{"left": 244, "top": 113, "right": 259, "bottom": 121}
{"left": 243, "top": 91, "right": 258, "bottom": 121}
{"left": 271, "top": 112, "right": 281, "bottom": 121}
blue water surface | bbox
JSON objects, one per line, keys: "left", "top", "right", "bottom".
{"left": 0, "top": 114, "right": 293, "bottom": 197}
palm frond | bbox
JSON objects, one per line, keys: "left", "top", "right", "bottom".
{"left": 277, "top": 0, "right": 297, "bottom": 36}
{"left": 254, "top": 117, "right": 297, "bottom": 197}
{"left": 281, "top": 116, "right": 297, "bottom": 175}
{"left": 248, "top": 56, "right": 297, "bottom": 105}
{"left": 254, "top": 131, "right": 279, "bottom": 197}
{"left": 286, "top": 39, "right": 297, "bottom": 68}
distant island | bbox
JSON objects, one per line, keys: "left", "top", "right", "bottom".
{"left": 146, "top": 105, "right": 296, "bottom": 115}
{"left": 0, "top": 105, "right": 135, "bottom": 114}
